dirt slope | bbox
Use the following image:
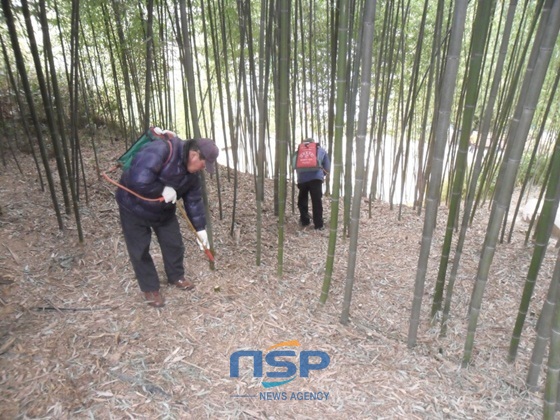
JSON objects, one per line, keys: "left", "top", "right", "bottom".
{"left": 0, "top": 136, "right": 550, "bottom": 418}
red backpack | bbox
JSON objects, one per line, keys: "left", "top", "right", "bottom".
{"left": 295, "top": 141, "right": 322, "bottom": 171}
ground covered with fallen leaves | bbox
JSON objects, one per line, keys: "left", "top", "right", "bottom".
{"left": 0, "top": 131, "right": 554, "bottom": 418}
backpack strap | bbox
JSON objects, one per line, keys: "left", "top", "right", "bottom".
{"left": 163, "top": 139, "right": 173, "bottom": 166}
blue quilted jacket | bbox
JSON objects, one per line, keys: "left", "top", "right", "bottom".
{"left": 115, "top": 137, "right": 206, "bottom": 230}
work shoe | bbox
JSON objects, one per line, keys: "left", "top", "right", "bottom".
{"left": 172, "top": 278, "right": 195, "bottom": 291}
{"left": 144, "top": 291, "right": 164, "bottom": 308}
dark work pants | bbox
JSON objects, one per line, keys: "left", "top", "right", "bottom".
{"left": 119, "top": 208, "right": 185, "bottom": 292}
{"left": 297, "top": 179, "right": 324, "bottom": 229}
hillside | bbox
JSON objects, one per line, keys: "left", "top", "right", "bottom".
{"left": 0, "top": 133, "right": 551, "bottom": 418}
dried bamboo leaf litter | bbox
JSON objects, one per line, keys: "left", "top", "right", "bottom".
{"left": 0, "top": 139, "right": 550, "bottom": 418}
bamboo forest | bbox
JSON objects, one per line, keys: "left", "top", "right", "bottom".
{"left": 2, "top": 0, "right": 560, "bottom": 417}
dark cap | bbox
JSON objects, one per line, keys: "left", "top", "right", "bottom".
{"left": 197, "top": 138, "right": 219, "bottom": 174}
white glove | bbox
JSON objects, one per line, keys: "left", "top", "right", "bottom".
{"left": 153, "top": 127, "right": 176, "bottom": 138}
{"left": 162, "top": 186, "right": 177, "bottom": 204}
{"left": 196, "top": 229, "right": 209, "bottom": 250}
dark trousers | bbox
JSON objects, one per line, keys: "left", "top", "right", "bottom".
{"left": 119, "top": 208, "right": 185, "bottom": 292}
{"left": 297, "top": 179, "right": 324, "bottom": 229}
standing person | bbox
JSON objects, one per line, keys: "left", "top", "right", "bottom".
{"left": 293, "top": 138, "right": 331, "bottom": 230}
{"left": 115, "top": 130, "right": 219, "bottom": 308}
